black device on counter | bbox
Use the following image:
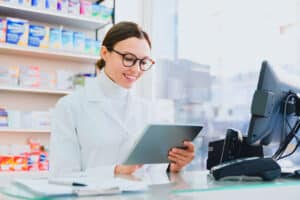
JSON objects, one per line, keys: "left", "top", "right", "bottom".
{"left": 208, "top": 129, "right": 280, "bottom": 181}
{"left": 207, "top": 129, "right": 263, "bottom": 170}
{"left": 210, "top": 157, "right": 281, "bottom": 181}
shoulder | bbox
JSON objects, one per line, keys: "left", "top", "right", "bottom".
{"left": 56, "top": 77, "right": 99, "bottom": 106}
{"left": 55, "top": 87, "right": 85, "bottom": 112}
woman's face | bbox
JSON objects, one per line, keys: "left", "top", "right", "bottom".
{"left": 101, "top": 37, "right": 152, "bottom": 89}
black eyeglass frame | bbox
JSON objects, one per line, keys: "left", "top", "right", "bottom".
{"left": 109, "top": 48, "right": 155, "bottom": 71}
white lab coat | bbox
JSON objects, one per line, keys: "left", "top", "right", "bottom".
{"left": 50, "top": 76, "right": 167, "bottom": 178}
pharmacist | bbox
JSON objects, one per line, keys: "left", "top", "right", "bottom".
{"left": 50, "top": 22, "right": 195, "bottom": 177}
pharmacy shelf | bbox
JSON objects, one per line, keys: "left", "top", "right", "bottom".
{"left": 0, "top": 86, "right": 71, "bottom": 95}
{"left": 0, "top": 129, "right": 50, "bottom": 134}
{"left": 0, "top": 3, "right": 110, "bottom": 29}
{"left": 0, "top": 43, "right": 98, "bottom": 63}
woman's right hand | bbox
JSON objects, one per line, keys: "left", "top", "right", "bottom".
{"left": 114, "top": 165, "right": 143, "bottom": 175}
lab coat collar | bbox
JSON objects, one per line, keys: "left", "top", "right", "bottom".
{"left": 85, "top": 76, "right": 136, "bottom": 136}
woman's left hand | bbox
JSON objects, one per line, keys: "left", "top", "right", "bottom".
{"left": 168, "top": 141, "right": 195, "bottom": 173}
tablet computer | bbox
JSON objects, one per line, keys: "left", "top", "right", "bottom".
{"left": 123, "top": 124, "right": 203, "bottom": 165}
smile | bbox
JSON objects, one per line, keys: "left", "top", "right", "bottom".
{"left": 123, "top": 74, "right": 137, "bottom": 81}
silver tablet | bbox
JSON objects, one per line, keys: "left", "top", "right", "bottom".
{"left": 123, "top": 124, "right": 203, "bottom": 165}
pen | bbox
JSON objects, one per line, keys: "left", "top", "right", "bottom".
{"left": 49, "top": 180, "right": 87, "bottom": 187}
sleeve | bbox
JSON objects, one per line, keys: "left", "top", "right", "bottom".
{"left": 49, "top": 98, "right": 116, "bottom": 179}
{"left": 49, "top": 98, "right": 82, "bottom": 177}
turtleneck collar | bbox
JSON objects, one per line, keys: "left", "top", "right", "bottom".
{"left": 97, "top": 70, "right": 129, "bottom": 100}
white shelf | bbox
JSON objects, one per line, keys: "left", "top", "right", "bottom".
{"left": 0, "top": 86, "right": 71, "bottom": 95}
{"left": 0, "top": 129, "right": 50, "bottom": 134}
{"left": 0, "top": 3, "right": 110, "bottom": 29}
{"left": 0, "top": 43, "right": 98, "bottom": 63}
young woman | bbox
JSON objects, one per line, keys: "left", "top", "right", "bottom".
{"left": 50, "top": 22, "right": 195, "bottom": 177}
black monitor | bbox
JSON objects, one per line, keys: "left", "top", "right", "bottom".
{"left": 247, "top": 61, "right": 300, "bottom": 160}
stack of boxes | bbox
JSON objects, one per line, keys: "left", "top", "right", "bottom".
{"left": 0, "top": 139, "right": 49, "bottom": 172}
{"left": 0, "top": 17, "right": 101, "bottom": 55}
{"left": 2, "top": 0, "right": 114, "bottom": 21}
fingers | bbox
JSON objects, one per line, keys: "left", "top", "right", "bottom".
{"left": 168, "top": 154, "right": 186, "bottom": 165}
{"left": 170, "top": 163, "right": 181, "bottom": 173}
{"left": 170, "top": 148, "right": 191, "bottom": 158}
{"left": 167, "top": 141, "right": 195, "bottom": 173}
{"left": 169, "top": 142, "right": 195, "bottom": 161}
{"left": 184, "top": 141, "right": 195, "bottom": 152}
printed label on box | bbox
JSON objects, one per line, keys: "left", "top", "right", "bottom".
{"left": 28, "top": 24, "right": 49, "bottom": 48}
{"left": 6, "top": 18, "right": 29, "bottom": 46}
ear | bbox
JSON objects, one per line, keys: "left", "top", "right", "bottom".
{"left": 100, "top": 46, "right": 109, "bottom": 61}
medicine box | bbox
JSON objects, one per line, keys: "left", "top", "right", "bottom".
{"left": 73, "top": 32, "right": 85, "bottom": 52}
{"left": 84, "top": 38, "right": 93, "bottom": 54}
{"left": 61, "top": 29, "right": 73, "bottom": 50}
{"left": 28, "top": 24, "right": 49, "bottom": 48}
{"left": 49, "top": 27, "right": 62, "bottom": 49}
{"left": 6, "top": 18, "right": 29, "bottom": 46}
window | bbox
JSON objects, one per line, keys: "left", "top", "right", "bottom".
{"left": 150, "top": 0, "right": 300, "bottom": 169}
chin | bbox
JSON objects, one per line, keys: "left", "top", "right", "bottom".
{"left": 118, "top": 81, "right": 132, "bottom": 89}
{"left": 122, "top": 83, "right": 133, "bottom": 89}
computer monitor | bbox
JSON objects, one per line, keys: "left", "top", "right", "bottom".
{"left": 247, "top": 61, "right": 300, "bottom": 159}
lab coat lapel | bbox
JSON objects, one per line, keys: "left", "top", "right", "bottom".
{"left": 99, "top": 100, "right": 131, "bottom": 136}
{"left": 86, "top": 78, "right": 131, "bottom": 136}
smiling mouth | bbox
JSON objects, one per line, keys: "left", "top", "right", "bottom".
{"left": 123, "top": 73, "right": 137, "bottom": 81}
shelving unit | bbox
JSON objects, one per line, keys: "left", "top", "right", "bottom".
{"left": 0, "top": 129, "right": 50, "bottom": 134}
{"left": 0, "top": 3, "right": 110, "bottom": 29}
{"left": 0, "top": 86, "right": 71, "bottom": 95}
{"left": 0, "top": 1, "right": 115, "bottom": 175}
{"left": 0, "top": 43, "right": 98, "bottom": 64}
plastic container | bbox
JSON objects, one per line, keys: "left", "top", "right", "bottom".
{"left": 80, "top": 0, "right": 92, "bottom": 17}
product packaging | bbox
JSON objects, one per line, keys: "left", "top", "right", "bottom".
{"left": 0, "top": 18, "right": 6, "bottom": 43}
{"left": 49, "top": 27, "right": 62, "bottom": 49}
{"left": 28, "top": 24, "right": 49, "bottom": 48}
{"left": 6, "top": 18, "right": 29, "bottom": 46}
{"left": 73, "top": 31, "right": 85, "bottom": 52}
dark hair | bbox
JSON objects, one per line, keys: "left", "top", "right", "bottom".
{"left": 96, "top": 21, "right": 152, "bottom": 70}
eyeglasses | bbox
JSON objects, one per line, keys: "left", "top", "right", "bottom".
{"left": 110, "top": 48, "right": 155, "bottom": 71}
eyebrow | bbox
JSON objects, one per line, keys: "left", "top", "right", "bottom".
{"left": 117, "top": 50, "right": 151, "bottom": 60}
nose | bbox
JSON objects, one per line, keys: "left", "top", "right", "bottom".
{"left": 131, "top": 60, "right": 141, "bottom": 72}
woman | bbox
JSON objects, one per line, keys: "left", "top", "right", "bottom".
{"left": 50, "top": 22, "right": 195, "bottom": 177}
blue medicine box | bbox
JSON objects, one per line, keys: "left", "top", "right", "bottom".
{"left": 28, "top": 24, "right": 49, "bottom": 48}
{"left": 62, "top": 30, "right": 73, "bottom": 50}
{"left": 73, "top": 32, "right": 85, "bottom": 52}
{"left": 49, "top": 27, "right": 62, "bottom": 49}
{"left": 6, "top": 18, "right": 29, "bottom": 46}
